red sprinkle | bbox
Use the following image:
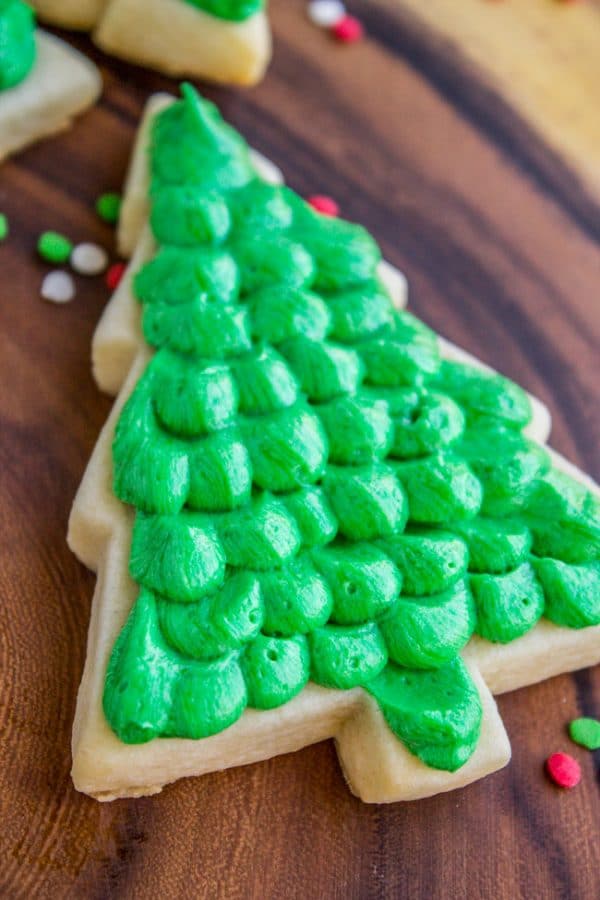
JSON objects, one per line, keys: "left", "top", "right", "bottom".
{"left": 106, "top": 262, "right": 126, "bottom": 291}
{"left": 332, "top": 15, "right": 364, "bottom": 43}
{"left": 545, "top": 752, "right": 581, "bottom": 788}
{"left": 307, "top": 195, "right": 340, "bottom": 217}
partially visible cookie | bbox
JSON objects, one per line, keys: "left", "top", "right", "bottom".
{"left": 29, "top": 0, "right": 106, "bottom": 30}
{"left": 0, "top": 27, "right": 101, "bottom": 162}
{"left": 30, "top": 0, "right": 271, "bottom": 85}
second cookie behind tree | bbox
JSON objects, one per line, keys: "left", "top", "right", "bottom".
{"left": 30, "top": 0, "right": 271, "bottom": 86}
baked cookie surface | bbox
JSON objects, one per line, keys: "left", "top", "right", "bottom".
{"left": 69, "top": 87, "right": 600, "bottom": 802}
{"left": 0, "top": 13, "right": 102, "bottom": 159}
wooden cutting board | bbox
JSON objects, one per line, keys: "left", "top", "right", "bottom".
{"left": 398, "top": 0, "right": 600, "bottom": 199}
{"left": 1, "top": 1, "right": 598, "bottom": 897}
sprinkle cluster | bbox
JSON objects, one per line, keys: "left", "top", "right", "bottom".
{"left": 307, "top": 1, "right": 364, "bottom": 43}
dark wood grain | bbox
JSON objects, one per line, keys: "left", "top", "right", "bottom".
{"left": 1, "top": 2, "right": 599, "bottom": 897}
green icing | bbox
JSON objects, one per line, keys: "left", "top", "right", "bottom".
{"left": 0, "top": 0, "right": 36, "bottom": 91}
{"left": 322, "top": 463, "right": 406, "bottom": 541}
{"left": 366, "top": 658, "right": 482, "bottom": 771}
{"left": 279, "top": 337, "right": 363, "bottom": 403}
{"left": 241, "top": 634, "right": 310, "bottom": 709}
{"left": 183, "top": 0, "right": 264, "bottom": 23}
{"left": 523, "top": 470, "right": 600, "bottom": 563}
{"left": 241, "top": 405, "right": 328, "bottom": 491}
{"left": 532, "top": 558, "right": 600, "bottom": 628}
{"left": 386, "top": 390, "right": 465, "bottom": 459}
{"left": 130, "top": 511, "right": 225, "bottom": 601}
{"left": 258, "top": 555, "right": 332, "bottom": 635}
{"left": 157, "top": 571, "right": 262, "bottom": 659}
{"left": 432, "top": 361, "right": 532, "bottom": 429}
{"left": 134, "top": 246, "right": 239, "bottom": 308}
{"left": 230, "top": 348, "right": 299, "bottom": 415}
{"left": 458, "top": 426, "right": 549, "bottom": 517}
{"left": 394, "top": 453, "right": 483, "bottom": 522}
{"left": 169, "top": 652, "right": 247, "bottom": 740}
{"left": 379, "top": 580, "right": 475, "bottom": 669}
{"left": 311, "top": 543, "right": 402, "bottom": 625}
{"left": 247, "top": 286, "right": 331, "bottom": 344}
{"left": 451, "top": 518, "right": 531, "bottom": 574}
{"left": 470, "top": 562, "right": 544, "bottom": 643}
{"left": 150, "top": 186, "right": 231, "bottom": 247}
{"left": 103, "top": 590, "right": 248, "bottom": 742}
{"left": 279, "top": 486, "right": 337, "bottom": 548}
{"left": 215, "top": 493, "right": 301, "bottom": 569}
{"left": 327, "top": 281, "right": 394, "bottom": 343}
{"left": 104, "top": 86, "right": 600, "bottom": 774}
{"left": 316, "top": 394, "right": 393, "bottom": 466}
{"left": 309, "top": 623, "right": 388, "bottom": 689}
{"left": 377, "top": 528, "right": 468, "bottom": 596}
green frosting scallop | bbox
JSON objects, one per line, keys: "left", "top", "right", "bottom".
{"left": 215, "top": 493, "right": 301, "bottom": 569}
{"left": 317, "top": 394, "right": 394, "bottom": 466}
{"left": 532, "top": 558, "right": 600, "bottom": 628}
{"left": 156, "top": 571, "right": 263, "bottom": 659}
{"left": 451, "top": 518, "right": 531, "bottom": 574}
{"left": 311, "top": 543, "right": 402, "bottom": 625}
{"left": 309, "top": 623, "right": 388, "bottom": 689}
{"left": 523, "top": 469, "right": 600, "bottom": 563}
{"left": 130, "top": 511, "right": 226, "bottom": 601}
{"left": 432, "top": 361, "right": 532, "bottom": 429}
{"left": 321, "top": 463, "right": 407, "bottom": 541}
{"left": 379, "top": 580, "right": 475, "bottom": 669}
{"left": 377, "top": 529, "right": 468, "bottom": 596}
{"left": 0, "top": 0, "right": 36, "bottom": 91}
{"left": 367, "top": 658, "right": 482, "bottom": 771}
{"left": 241, "top": 634, "right": 310, "bottom": 709}
{"left": 279, "top": 486, "right": 337, "bottom": 548}
{"left": 258, "top": 555, "right": 333, "bottom": 635}
{"left": 103, "top": 86, "right": 600, "bottom": 774}
{"left": 470, "top": 563, "right": 544, "bottom": 643}
{"left": 168, "top": 651, "right": 247, "bottom": 740}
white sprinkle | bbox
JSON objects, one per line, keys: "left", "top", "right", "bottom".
{"left": 308, "top": 0, "right": 346, "bottom": 28}
{"left": 41, "top": 270, "right": 75, "bottom": 304}
{"left": 71, "top": 242, "right": 109, "bottom": 276}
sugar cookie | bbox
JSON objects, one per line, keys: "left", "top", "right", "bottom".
{"left": 69, "top": 88, "right": 599, "bottom": 803}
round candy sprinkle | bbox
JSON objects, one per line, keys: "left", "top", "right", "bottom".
{"left": 41, "top": 270, "right": 75, "bottom": 304}
{"left": 71, "top": 242, "right": 109, "bottom": 276}
{"left": 308, "top": 195, "right": 340, "bottom": 217}
{"left": 0, "top": 213, "right": 8, "bottom": 242}
{"left": 545, "top": 752, "right": 581, "bottom": 788}
{"left": 96, "top": 192, "right": 122, "bottom": 224}
{"left": 308, "top": 1, "right": 346, "bottom": 28}
{"left": 569, "top": 717, "right": 600, "bottom": 751}
{"left": 332, "top": 14, "right": 364, "bottom": 43}
{"left": 38, "top": 231, "right": 73, "bottom": 264}
{"left": 106, "top": 261, "right": 126, "bottom": 291}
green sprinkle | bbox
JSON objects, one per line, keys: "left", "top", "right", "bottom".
{"left": 569, "top": 717, "right": 600, "bottom": 751}
{"left": 96, "top": 192, "right": 122, "bottom": 224}
{"left": 0, "top": 214, "right": 8, "bottom": 241}
{"left": 38, "top": 231, "right": 73, "bottom": 264}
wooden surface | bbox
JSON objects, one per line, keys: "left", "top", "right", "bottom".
{"left": 1, "top": 1, "right": 599, "bottom": 897}
{"left": 398, "top": 0, "right": 600, "bottom": 199}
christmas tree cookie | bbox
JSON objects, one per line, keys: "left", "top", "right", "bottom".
{"left": 69, "top": 86, "right": 600, "bottom": 802}
{"left": 0, "top": 1, "right": 101, "bottom": 161}
{"left": 30, "top": 0, "right": 271, "bottom": 85}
